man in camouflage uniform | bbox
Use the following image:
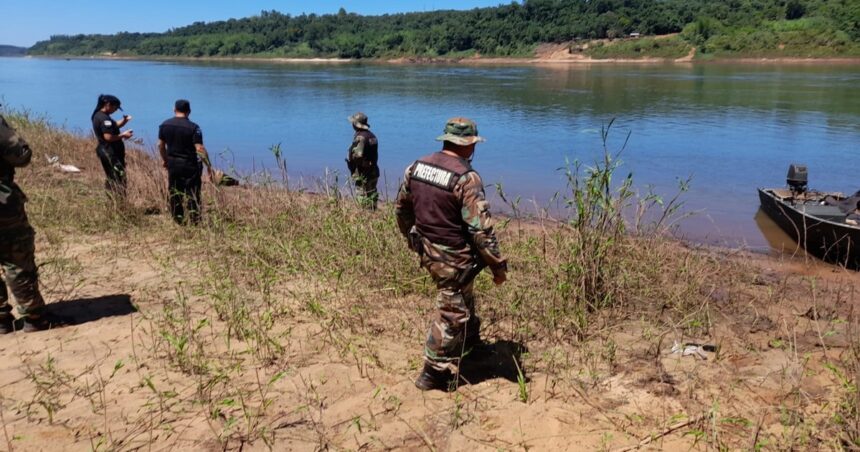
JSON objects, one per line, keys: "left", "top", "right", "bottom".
{"left": 0, "top": 114, "right": 60, "bottom": 332}
{"left": 395, "top": 117, "right": 507, "bottom": 391}
{"left": 346, "top": 112, "right": 379, "bottom": 210}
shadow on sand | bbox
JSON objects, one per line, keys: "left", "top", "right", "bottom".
{"left": 24, "top": 294, "right": 137, "bottom": 328}
{"left": 457, "top": 340, "right": 529, "bottom": 387}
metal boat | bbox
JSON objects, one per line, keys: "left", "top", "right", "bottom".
{"left": 758, "top": 164, "right": 860, "bottom": 268}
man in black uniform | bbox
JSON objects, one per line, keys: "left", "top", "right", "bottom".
{"left": 91, "top": 94, "right": 133, "bottom": 197}
{"left": 157, "top": 99, "right": 212, "bottom": 225}
{"left": 346, "top": 112, "right": 379, "bottom": 210}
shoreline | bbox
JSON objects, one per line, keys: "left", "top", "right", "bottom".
{"left": 27, "top": 53, "right": 860, "bottom": 66}
{"left": 4, "top": 98, "right": 853, "bottom": 266}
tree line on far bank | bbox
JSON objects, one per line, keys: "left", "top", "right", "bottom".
{"left": 0, "top": 45, "right": 26, "bottom": 57}
{"left": 28, "top": 0, "right": 860, "bottom": 59}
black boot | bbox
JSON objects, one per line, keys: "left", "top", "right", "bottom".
{"left": 414, "top": 363, "right": 452, "bottom": 391}
{"left": 0, "top": 317, "right": 13, "bottom": 334}
{"left": 22, "top": 312, "right": 71, "bottom": 332}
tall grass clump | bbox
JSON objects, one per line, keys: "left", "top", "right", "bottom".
{"left": 484, "top": 121, "right": 715, "bottom": 343}
{"left": 550, "top": 132, "right": 634, "bottom": 335}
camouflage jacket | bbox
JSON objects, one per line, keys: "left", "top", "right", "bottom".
{"left": 0, "top": 114, "right": 33, "bottom": 230}
{"left": 395, "top": 153, "right": 506, "bottom": 274}
{"left": 347, "top": 130, "right": 378, "bottom": 168}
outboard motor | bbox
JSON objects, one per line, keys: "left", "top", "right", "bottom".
{"left": 787, "top": 164, "right": 808, "bottom": 194}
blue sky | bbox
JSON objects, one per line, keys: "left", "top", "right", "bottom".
{"left": 1, "top": 1, "right": 511, "bottom": 47}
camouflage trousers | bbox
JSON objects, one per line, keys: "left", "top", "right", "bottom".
{"left": 421, "top": 258, "right": 482, "bottom": 372}
{"left": 0, "top": 226, "right": 46, "bottom": 320}
{"left": 351, "top": 165, "right": 379, "bottom": 210}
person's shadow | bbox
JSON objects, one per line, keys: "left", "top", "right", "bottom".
{"left": 457, "top": 340, "right": 529, "bottom": 387}
{"left": 14, "top": 294, "right": 136, "bottom": 329}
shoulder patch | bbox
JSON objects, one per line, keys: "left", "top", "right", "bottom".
{"left": 104, "top": 120, "right": 112, "bottom": 126}
{"left": 411, "top": 161, "right": 459, "bottom": 191}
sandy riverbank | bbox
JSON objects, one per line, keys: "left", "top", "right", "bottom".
{"left": 29, "top": 51, "right": 860, "bottom": 66}
{"left": 1, "top": 115, "right": 858, "bottom": 450}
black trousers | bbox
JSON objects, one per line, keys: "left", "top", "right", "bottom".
{"left": 96, "top": 145, "right": 127, "bottom": 197}
{"left": 167, "top": 165, "right": 202, "bottom": 225}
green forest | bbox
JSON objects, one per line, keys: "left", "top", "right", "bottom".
{"left": 28, "top": 0, "right": 860, "bottom": 59}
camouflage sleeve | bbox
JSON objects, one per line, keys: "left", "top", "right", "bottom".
{"left": 394, "top": 164, "right": 416, "bottom": 237}
{"left": 456, "top": 172, "right": 506, "bottom": 272}
{"left": 0, "top": 116, "right": 32, "bottom": 168}
{"left": 349, "top": 135, "right": 366, "bottom": 160}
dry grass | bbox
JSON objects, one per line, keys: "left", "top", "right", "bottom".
{"left": 3, "top": 111, "right": 860, "bottom": 450}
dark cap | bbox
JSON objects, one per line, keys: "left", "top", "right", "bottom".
{"left": 174, "top": 99, "right": 191, "bottom": 114}
{"left": 100, "top": 94, "right": 123, "bottom": 111}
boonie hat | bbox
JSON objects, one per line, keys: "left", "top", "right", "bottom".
{"left": 348, "top": 112, "right": 370, "bottom": 130}
{"left": 436, "top": 117, "right": 485, "bottom": 146}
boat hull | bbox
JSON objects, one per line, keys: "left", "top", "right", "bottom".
{"left": 758, "top": 188, "right": 860, "bottom": 268}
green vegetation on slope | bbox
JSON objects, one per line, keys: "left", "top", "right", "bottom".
{"left": 689, "top": 16, "right": 860, "bottom": 57}
{"left": 584, "top": 35, "right": 693, "bottom": 59}
{"left": 28, "top": 0, "right": 860, "bottom": 59}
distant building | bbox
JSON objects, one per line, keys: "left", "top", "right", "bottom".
{"left": 629, "top": 32, "right": 641, "bottom": 38}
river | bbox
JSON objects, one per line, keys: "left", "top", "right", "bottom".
{"left": 1, "top": 57, "right": 859, "bottom": 250}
